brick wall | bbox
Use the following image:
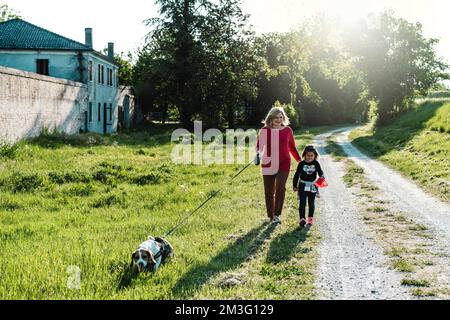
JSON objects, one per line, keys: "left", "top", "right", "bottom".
{"left": 0, "top": 66, "right": 88, "bottom": 143}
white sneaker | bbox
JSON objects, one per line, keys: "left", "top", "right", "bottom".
{"left": 272, "top": 216, "right": 281, "bottom": 224}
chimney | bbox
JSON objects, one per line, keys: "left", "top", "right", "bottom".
{"left": 85, "top": 28, "right": 93, "bottom": 49}
{"left": 108, "top": 43, "right": 114, "bottom": 59}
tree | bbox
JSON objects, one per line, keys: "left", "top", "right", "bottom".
{"left": 345, "top": 11, "right": 449, "bottom": 126}
{"left": 114, "top": 52, "right": 134, "bottom": 86}
{"left": 196, "top": 0, "right": 262, "bottom": 128}
{"left": 0, "top": 2, "right": 20, "bottom": 22}
{"left": 250, "top": 17, "right": 369, "bottom": 127}
{"left": 143, "top": 0, "right": 210, "bottom": 128}
{"left": 139, "top": 0, "right": 261, "bottom": 128}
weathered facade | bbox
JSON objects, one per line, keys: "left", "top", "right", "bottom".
{"left": 0, "top": 66, "right": 88, "bottom": 142}
{"left": 0, "top": 19, "right": 124, "bottom": 140}
{"left": 117, "top": 86, "right": 143, "bottom": 130}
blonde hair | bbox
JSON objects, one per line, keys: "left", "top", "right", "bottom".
{"left": 262, "top": 107, "right": 291, "bottom": 128}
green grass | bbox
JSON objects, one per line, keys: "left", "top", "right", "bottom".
{"left": 401, "top": 278, "right": 431, "bottom": 287}
{"left": 393, "top": 259, "right": 415, "bottom": 273}
{"left": 411, "top": 288, "right": 436, "bottom": 297}
{"left": 324, "top": 138, "right": 346, "bottom": 161}
{"left": 342, "top": 161, "right": 365, "bottom": 187}
{"left": 350, "top": 95, "right": 450, "bottom": 202}
{"left": 0, "top": 125, "right": 331, "bottom": 300}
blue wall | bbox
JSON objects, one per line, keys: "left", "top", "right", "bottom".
{"left": 0, "top": 51, "right": 81, "bottom": 82}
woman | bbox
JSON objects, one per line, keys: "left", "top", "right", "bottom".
{"left": 256, "top": 107, "right": 301, "bottom": 224}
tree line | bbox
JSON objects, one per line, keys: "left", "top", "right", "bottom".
{"left": 129, "top": 0, "right": 448, "bottom": 129}
{"left": 2, "top": 1, "right": 448, "bottom": 128}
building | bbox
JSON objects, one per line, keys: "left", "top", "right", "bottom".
{"left": 0, "top": 19, "right": 120, "bottom": 136}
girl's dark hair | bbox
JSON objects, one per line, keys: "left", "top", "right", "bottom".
{"left": 302, "top": 145, "right": 320, "bottom": 160}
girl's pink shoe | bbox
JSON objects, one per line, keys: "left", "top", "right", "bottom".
{"left": 307, "top": 217, "right": 314, "bottom": 226}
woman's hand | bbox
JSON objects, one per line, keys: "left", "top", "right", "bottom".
{"left": 293, "top": 188, "right": 298, "bottom": 192}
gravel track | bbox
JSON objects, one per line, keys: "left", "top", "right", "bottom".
{"left": 314, "top": 127, "right": 450, "bottom": 299}
{"left": 335, "top": 129, "right": 450, "bottom": 247}
{"left": 314, "top": 129, "right": 411, "bottom": 300}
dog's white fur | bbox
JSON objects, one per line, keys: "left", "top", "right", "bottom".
{"left": 132, "top": 236, "right": 174, "bottom": 273}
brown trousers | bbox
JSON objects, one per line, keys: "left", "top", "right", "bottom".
{"left": 263, "top": 171, "right": 290, "bottom": 219}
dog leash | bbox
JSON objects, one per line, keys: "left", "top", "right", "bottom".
{"left": 162, "top": 157, "right": 258, "bottom": 239}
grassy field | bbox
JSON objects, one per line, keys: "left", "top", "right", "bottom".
{"left": 350, "top": 92, "right": 450, "bottom": 203}
{"left": 0, "top": 125, "right": 333, "bottom": 300}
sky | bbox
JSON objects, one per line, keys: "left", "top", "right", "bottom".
{"left": 4, "top": 0, "right": 450, "bottom": 69}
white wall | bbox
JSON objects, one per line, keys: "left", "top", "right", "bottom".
{"left": 0, "top": 66, "right": 88, "bottom": 143}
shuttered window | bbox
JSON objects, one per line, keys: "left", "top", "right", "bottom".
{"left": 89, "top": 102, "right": 93, "bottom": 122}
{"left": 88, "top": 61, "right": 93, "bottom": 82}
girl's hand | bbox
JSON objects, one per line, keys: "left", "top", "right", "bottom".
{"left": 293, "top": 188, "right": 298, "bottom": 192}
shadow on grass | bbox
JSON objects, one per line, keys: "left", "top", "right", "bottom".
{"left": 266, "top": 226, "right": 310, "bottom": 264}
{"left": 171, "top": 222, "right": 277, "bottom": 299}
{"left": 116, "top": 263, "right": 140, "bottom": 290}
{"left": 352, "top": 101, "right": 444, "bottom": 158}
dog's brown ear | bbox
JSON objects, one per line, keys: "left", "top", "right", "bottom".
{"left": 130, "top": 251, "right": 137, "bottom": 267}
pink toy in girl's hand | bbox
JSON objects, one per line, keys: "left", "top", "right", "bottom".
{"left": 315, "top": 177, "right": 328, "bottom": 188}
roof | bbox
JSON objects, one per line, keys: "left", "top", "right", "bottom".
{"left": 0, "top": 19, "right": 90, "bottom": 50}
{"left": 0, "top": 19, "right": 118, "bottom": 65}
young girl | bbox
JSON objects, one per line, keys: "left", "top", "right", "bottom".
{"left": 293, "top": 145, "right": 324, "bottom": 228}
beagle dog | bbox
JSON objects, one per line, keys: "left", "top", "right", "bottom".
{"left": 130, "top": 236, "right": 174, "bottom": 273}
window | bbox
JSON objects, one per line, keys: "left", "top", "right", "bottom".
{"left": 98, "top": 103, "right": 101, "bottom": 122}
{"left": 36, "top": 59, "right": 49, "bottom": 76}
{"left": 106, "top": 68, "right": 110, "bottom": 86}
{"left": 101, "top": 65, "right": 104, "bottom": 85}
{"left": 88, "top": 61, "right": 93, "bottom": 82}
{"left": 89, "top": 102, "right": 92, "bottom": 122}
{"left": 109, "top": 103, "right": 113, "bottom": 121}
{"left": 98, "top": 65, "right": 101, "bottom": 84}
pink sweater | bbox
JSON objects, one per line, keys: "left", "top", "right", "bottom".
{"left": 257, "top": 126, "right": 301, "bottom": 174}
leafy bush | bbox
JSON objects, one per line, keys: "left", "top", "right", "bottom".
{"left": 155, "top": 163, "right": 174, "bottom": 174}
{"left": 136, "top": 149, "right": 147, "bottom": 155}
{"left": 92, "top": 162, "right": 131, "bottom": 186}
{"left": 9, "top": 172, "right": 47, "bottom": 193}
{"left": 48, "top": 171, "right": 91, "bottom": 184}
{"left": 0, "top": 141, "right": 18, "bottom": 160}
{"left": 67, "top": 184, "right": 95, "bottom": 197}
{"left": 91, "top": 192, "right": 127, "bottom": 208}
{"left": 0, "top": 198, "right": 24, "bottom": 211}
{"left": 132, "top": 172, "right": 169, "bottom": 186}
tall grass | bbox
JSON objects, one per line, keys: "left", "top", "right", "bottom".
{"left": 350, "top": 94, "right": 450, "bottom": 202}
{"left": 0, "top": 126, "right": 330, "bottom": 299}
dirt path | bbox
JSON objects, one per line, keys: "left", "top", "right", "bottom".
{"left": 335, "top": 129, "right": 450, "bottom": 246}
{"left": 314, "top": 127, "right": 450, "bottom": 299}
{"left": 314, "top": 129, "right": 411, "bottom": 299}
